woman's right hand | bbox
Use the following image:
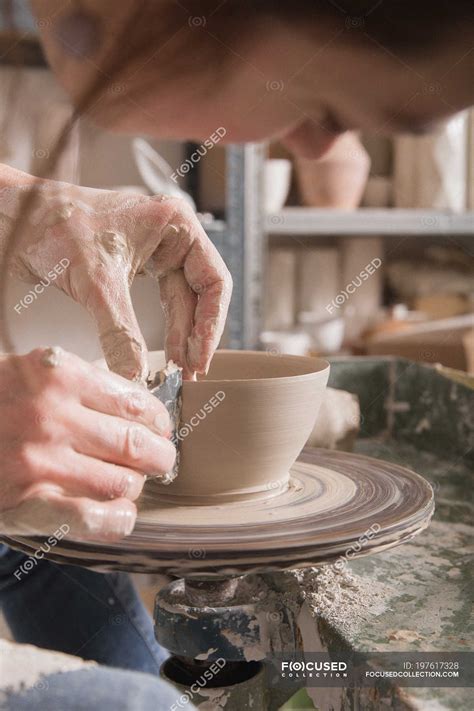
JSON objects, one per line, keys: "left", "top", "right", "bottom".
{"left": 0, "top": 347, "right": 175, "bottom": 541}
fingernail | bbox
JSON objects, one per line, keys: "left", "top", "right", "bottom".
{"left": 124, "top": 473, "right": 140, "bottom": 499}
{"left": 83, "top": 505, "right": 136, "bottom": 539}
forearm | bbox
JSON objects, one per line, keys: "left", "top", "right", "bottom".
{"left": 0, "top": 164, "right": 82, "bottom": 271}
{"left": 0, "top": 164, "right": 44, "bottom": 277}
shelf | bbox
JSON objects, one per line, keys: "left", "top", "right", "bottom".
{"left": 199, "top": 217, "right": 226, "bottom": 233}
{"left": 266, "top": 208, "right": 474, "bottom": 236}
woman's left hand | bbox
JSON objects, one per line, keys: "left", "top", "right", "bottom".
{"left": 4, "top": 177, "right": 232, "bottom": 381}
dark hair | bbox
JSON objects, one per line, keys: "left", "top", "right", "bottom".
{"left": 148, "top": 1, "right": 474, "bottom": 55}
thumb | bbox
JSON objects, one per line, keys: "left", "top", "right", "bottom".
{"left": 86, "top": 273, "right": 149, "bottom": 382}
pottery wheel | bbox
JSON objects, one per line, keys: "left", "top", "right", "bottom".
{"left": 3, "top": 449, "right": 434, "bottom": 576}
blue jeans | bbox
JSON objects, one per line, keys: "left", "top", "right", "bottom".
{"left": 0, "top": 545, "right": 190, "bottom": 710}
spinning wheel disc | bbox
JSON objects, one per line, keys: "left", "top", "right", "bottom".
{"left": 3, "top": 449, "right": 434, "bottom": 576}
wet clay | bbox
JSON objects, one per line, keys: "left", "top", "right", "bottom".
{"left": 94, "top": 230, "right": 128, "bottom": 258}
{"left": 40, "top": 345, "right": 63, "bottom": 367}
{"left": 98, "top": 327, "right": 145, "bottom": 381}
{"left": 43, "top": 201, "right": 76, "bottom": 227}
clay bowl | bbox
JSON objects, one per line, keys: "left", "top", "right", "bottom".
{"left": 146, "top": 350, "right": 329, "bottom": 504}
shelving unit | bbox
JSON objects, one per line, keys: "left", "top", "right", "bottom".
{"left": 266, "top": 207, "right": 474, "bottom": 236}
{"left": 206, "top": 143, "right": 265, "bottom": 350}
{"left": 205, "top": 145, "right": 474, "bottom": 350}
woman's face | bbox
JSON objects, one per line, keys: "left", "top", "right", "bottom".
{"left": 36, "top": 3, "right": 474, "bottom": 157}
{"left": 105, "top": 20, "right": 473, "bottom": 157}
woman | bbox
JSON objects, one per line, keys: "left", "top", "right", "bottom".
{"left": 0, "top": 1, "right": 472, "bottom": 708}
{"left": 2, "top": 0, "right": 473, "bottom": 540}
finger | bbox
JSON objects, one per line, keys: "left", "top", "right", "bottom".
{"left": 0, "top": 488, "right": 137, "bottom": 541}
{"left": 142, "top": 200, "right": 232, "bottom": 373}
{"left": 84, "top": 270, "right": 149, "bottom": 382}
{"left": 183, "top": 237, "right": 232, "bottom": 373}
{"left": 76, "top": 361, "right": 171, "bottom": 436}
{"left": 72, "top": 409, "right": 176, "bottom": 477}
{"left": 26, "top": 348, "right": 171, "bottom": 436}
{"left": 159, "top": 269, "right": 197, "bottom": 380}
{"left": 37, "top": 450, "right": 146, "bottom": 502}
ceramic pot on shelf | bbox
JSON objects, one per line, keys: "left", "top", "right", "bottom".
{"left": 296, "top": 132, "right": 370, "bottom": 210}
{"left": 295, "top": 132, "right": 370, "bottom": 209}
{"left": 263, "top": 158, "right": 292, "bottom": 214}
{"left": 393, "top": 112, "right": 468, "bottom": 210}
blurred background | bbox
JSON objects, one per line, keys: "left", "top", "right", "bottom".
{"left": 2, "top": 1, "right": 473, "bottom": 373}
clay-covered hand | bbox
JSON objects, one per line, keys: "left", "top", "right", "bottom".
{"left": 0, "top": 347, "right": 175, "bottom": 540}
{"left": 2, "top": 173, "right": 232, "bottom": 380}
